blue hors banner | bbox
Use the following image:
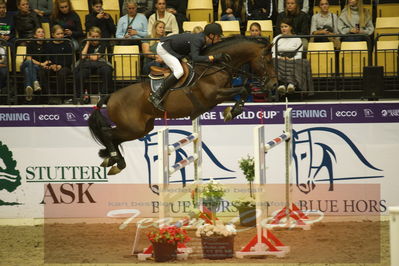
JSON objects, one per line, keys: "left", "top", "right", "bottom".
{"left": 0, "top": 102, "right": 398, "bottom": 219}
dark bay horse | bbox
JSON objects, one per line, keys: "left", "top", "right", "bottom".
{"left": 88, "top": 36, "right": 277, "bottom": 175}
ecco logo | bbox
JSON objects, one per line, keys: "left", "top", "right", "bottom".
{"left": 38, "top": 114, "right": 60, "bottom": 121}
{"left": 335, "top": 111, "right": 357, "bottom": 117}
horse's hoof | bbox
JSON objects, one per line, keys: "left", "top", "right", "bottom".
{"left": 108, "top": 166, "right": 122, "bottom": 175}
{"left": 223, "top": 107, "right": 233, "bottom": 122}
{"left": 100, "top": 157, "right": 110, "bottom": 167}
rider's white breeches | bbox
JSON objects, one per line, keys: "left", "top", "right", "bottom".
{"left": 157, "top": 42, "right": 184, "bottom": 79}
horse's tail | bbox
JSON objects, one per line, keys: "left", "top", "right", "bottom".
{"left": 88, "top": 95, "right": 111, "bottom": 149}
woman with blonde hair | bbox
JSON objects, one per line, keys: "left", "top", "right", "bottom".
{"left": 338, "top": 0, "right": 374, "bottom": 41}
{"left": 141, "top": 20, "right": 166, "bottom": 75}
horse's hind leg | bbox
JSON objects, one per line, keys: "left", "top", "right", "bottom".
{"left": 107, "top": 139, "right": 126, "bottom": 175}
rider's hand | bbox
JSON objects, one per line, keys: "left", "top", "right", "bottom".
{"left": 213, "top": 53, "right": 231, "bottom": 63}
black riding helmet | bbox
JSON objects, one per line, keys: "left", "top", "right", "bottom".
{"left": 204, "top": 23, "right": 223, "bottom": 36}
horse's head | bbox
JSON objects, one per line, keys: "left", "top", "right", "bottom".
{"left": 251, "top": 42, "right": 278, "bottom": 92}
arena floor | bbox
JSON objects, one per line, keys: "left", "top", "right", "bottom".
{"left": 0, "top": 220, "right": 390, "bottom": 265}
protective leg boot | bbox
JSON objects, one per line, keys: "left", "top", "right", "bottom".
{"left": 149, "top": 74, "right": 178, "bottom": 111}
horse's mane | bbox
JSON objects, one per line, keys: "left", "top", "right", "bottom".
{"left": 203, "top": 35, "right": 271, "bottom": 55}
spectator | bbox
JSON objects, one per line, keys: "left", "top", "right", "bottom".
{"left": 0, "top": 0, "right": 16, "bottom": 45}
{"left": 249, "top": 21, "right": 261, "bottom": 36}
{"left": 148, "top": 0, "right": 178, "bottom": 36}
{"left": 50, "top": 0, "right": 84, "bottom": 49}
{"left": 74, "top": 26, "right": 113, "bottom": 101}
{"left": 20, "top": 27, "right": 50, "bottom": 102}
{"left": 85, "top": 0, "right": 116, "bottom": 39}
{"left": 14, "top": 0, "right": 41, "bottom": 39}
{"left": 41, "top": 25, "right": 73, "bottom": 104}
{"left": 29, "top": 0, "right": 53, "bottom": 22}
{"left": 121, "top": 0, "right": 154, "bottom": 17}
{"left": 220, "top": 0, "right": 243, "bottom": 21}
{"left": 278, "top": 0, "right": 309, "bottom": 14}
{"left": 192, "top": 25, "right": 203, "bottom": 33}
{"left": 310, "top": 0, "right": 338, "bottom": 43}
{"left": 165, "top": 0, "right": 187, "bottom": 33}
{"left": 141, "top": 20, "right": 165, "bottom": 75}
{"left": 276, "top": 0, "right": 310, "bottom": 48}
{"left": 116, "top": 0, "right": 147, "bottom": 41}
{"left": 272, "top": 17, "right": 313, "bottom": 94}
{"left": 0, "top": 44, "right": 7, "bottom": 94}
{"left": 338, "top": 0, "right": 373, "bottom": 42}
{"left": 246, "top": 0, "right": 274, "bottom": 20}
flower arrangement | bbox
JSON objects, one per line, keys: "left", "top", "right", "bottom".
{"left": 232, "top": 195, "right": 256, "bottom": 209}
{"left": 191, "top": 179, "right": 225, "bottom": 210}
{"left": 195, "top": 220, "right": 237, "bottom": 238}
{"left": 238, "top": 155, "right": 255, "bottom": 198}
{"left": 147, "top": 226, "right": 190, "bottom": 244}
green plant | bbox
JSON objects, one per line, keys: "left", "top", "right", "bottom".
{"left": 232, "top": 196, "right": 256, "bottom": 209}
{"left": 238, "top": 155, "right": 255, "bottom": 198}
{"left": 147, "top": 226, "right": 190, "bottom": 244}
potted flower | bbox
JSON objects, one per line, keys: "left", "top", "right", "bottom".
{"left": 147, "top": 226, "right": 190, "bottom": 262}
{"left": 196, "top": 221, "right": 237, "bottom": 259}
{"left": 235, "top": 155, "right": 257, "bottom": 226}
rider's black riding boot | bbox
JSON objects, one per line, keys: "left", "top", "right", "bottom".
{"left": 149, "top": 74, "right": 178, "bottom": 111}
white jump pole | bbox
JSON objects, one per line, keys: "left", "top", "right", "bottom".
{"left": 390, "top": 206, "right": 399, "bottom": 266}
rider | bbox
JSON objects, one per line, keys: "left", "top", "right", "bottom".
{"left": 148, "top": 23, "right": 230, "bottom": 111}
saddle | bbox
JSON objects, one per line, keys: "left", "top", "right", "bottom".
{"left": 149, "top": 60, "right": 195, "bottom": 92}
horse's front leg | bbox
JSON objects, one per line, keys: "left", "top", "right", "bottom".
{"left": 216, "top": 87, "right": 248, "bottom": 122}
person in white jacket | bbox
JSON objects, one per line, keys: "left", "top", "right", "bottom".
{"left": 147, "top": 0, "right": 178, "bottom": 36}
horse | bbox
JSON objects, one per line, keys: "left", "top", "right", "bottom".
{"left": 88, "top": 36, "right": 277, "bottom": 175}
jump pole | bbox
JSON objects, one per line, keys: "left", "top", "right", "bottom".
{"left": 137, "top": 118, "right": 201, "bottom": 261}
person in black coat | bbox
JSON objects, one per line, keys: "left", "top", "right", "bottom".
{"left": 148, "top": 23, "right": 229, "bottom": 111}
{"left": 14, "top": 0, "right": 41, "bottom": 39}
{"left": 246, "top": 0, "right": 275, "bottom": 20}
{"left": 165, "top": 0, "right": 187, "bottom": 33}
{"left": 276, "top": 0, "right": 309, "bottom": 36}
{"left": 85, "top": 0, "right": 116, "bottom": 39}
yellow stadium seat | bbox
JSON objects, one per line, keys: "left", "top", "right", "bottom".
{"left": 313, "top": 5, "right": 341, "bottom": 16}
{"left": 245, "top": 20, "right": 273, "bottom": 40}
{"left": 339, "top": 41, "right": 369, "bottom": 77}
{"left": 187, "top": 0, "right": 214, "bottom": 22}
{"left": 9, "top": 45, "right": 26, "bottom": 72}
{"left": 377, "top": 3, "right": 399, "bottom": 17}
{"left": 182, "top": 21, "right": 208, "bottom": 32}
{"left": 375, "top": 17, "right": 399, "bottom": 41}
{"left": 307, "top": 42, "right": 336, "bottom": 77}
{"left": 71, "top": 0, "right": 88, "bottom": 31}
{"left": 102, "top": 0, "right": 120, "bottom": 26}
{"left": 375, "top": 40, "right": 399, "bottom": 76}
{"left": 113, "top": 45, "right": 140, "bottom": 80}
{"left": 42, "top": 22, "right": 50, "bottom": 38}
{"left": 215, "top": 20, "right": 240, "bottom": 37}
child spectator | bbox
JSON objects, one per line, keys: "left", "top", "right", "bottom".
{"left": 246, "top": 0, "right": 274, "bottom": 20}
{"left": 220, "top": 0, "right": 243, "bottom": 21}
{"left": 0, "top": 0, "right": 16, "bottom": 45}
{"left": 278, "top": 0, "right": 309, "bottom": 14}
{"left": 116, "top": 0, "right": 147, "bottom": 40}
{"left": 249, "top": 21, "right": 261, "bottom": 36}
{"left": 311, "top": 0, "right": 338, "bottom": 39}
{"left": 85, "top": 0, "right": 116, "bottom": 39}
{"left": 141, "top": 20, "right": 165, "bottom": 75}
{"left": 148, "top": 0, "right": 178, "bottom": 36}
{"left": 29, "top": 0, "right": 53, "bottom": 22}
{"left": 14, "top": 0, "right": 41, "bottom": 39}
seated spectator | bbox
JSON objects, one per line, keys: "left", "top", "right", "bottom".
{"left": 148, "top": 0, "right": 178, "bottom": 36}
{"left": 121, "top": 0, "right": 154, "bottom": 18}
{"left": 50, "top": 0, "right": 84, "bottom": 50}
{"left": 41, "top": 25, "right": 73, "bottom": 104}
{"left": 246, "top": 0, "right": 274, "bottom": 20}
{"left": 29, "top": 0, "right": 53, "bottom": 22}
{"left": 21, "top": 27, "right": 50, "bottom": 102}
{"left": 14, "top": 0, "right": 41, "bottom": 39}
{"left": 85, "top": 0, "right": 116, "bottom": 40}
{"left": 220, "top": 0, "right": 243, "bottom": 21}
{"left": 276, "top": 0, "right": 310, "bottom": 48}
{"left": 278, "top": 0, "right": 309, "bottom": 14}
{"left": 192, "top": 25, "right": 203, "bottom": 33}
{"left": 338, "top": 0, "right": 373, "bottom": 42}
{"left": 311, "top": 0, "right": 338, "bottom": 43}
{"left": 116, "top": 0, "right": 147, "bottom": 41}
{"left": 74, "top": 26, "right": 113, "bottom": 102}
{"left": 0, "top": 0, "right": 16, "bottom": 45}
{"left": 165, "top": 0, "right": 187, "bottom": 33}
{"left": 141, "top": 20, "right": 165, "bottom": 75}
{"left": 249, "top": 21, "right": 261, "bottom": 36}
{"left": 272, "top": 18, "right": 313, "bottom": 95}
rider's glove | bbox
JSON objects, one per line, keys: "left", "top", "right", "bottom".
{"left": 213, "top": 53, "right": 231, "bottom": 63}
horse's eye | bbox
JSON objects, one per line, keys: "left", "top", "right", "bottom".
{"left": 301, "top": 152, "right": 307, "bottom": 160}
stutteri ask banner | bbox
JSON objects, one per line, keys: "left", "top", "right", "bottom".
{"left": 0, "top": 102, "right": 398, "bottom": 218}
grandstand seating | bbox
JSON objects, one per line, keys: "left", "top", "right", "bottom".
{"left": 375, "top": 17, "right": 399, "bottom": 41}
{"left": 113, "top": 45, "right": 140, "bottom": 81}
{"left": 215, "top": 21, "right": 240, "bottom": 37}
{"left": 245, "top": 20, "right": 273, "bottom": 40}
{"left": 339, "top": 41, "right": 369, "bottom": 77}
{"left": 308, "top": 42, "right": 336, "bottom": 77}
{"left": 375, "top": 40, "right": 399, "bottom": 76}
{"left": 377, "top": 2, "right": 399, "bottom": 17}
{"left": 182, "top": 21, "right": 208, "bottom": 32}
{"left": 70, "top": 0, "right": 88, "bottom": 31}
{"left": 187, "top": 0, "right": 214, "bottom": 23}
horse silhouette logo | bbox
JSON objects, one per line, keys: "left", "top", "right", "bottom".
{"left": 139, "top": 129, "right": 235, "bottom": 194}
{"left": 292, "top": 127, "right": 383, "bottom": 194}
{"left": 0, "top": 141, "right": 22, "bottom": 205}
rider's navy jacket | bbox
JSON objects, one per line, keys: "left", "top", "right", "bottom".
{"left": 160, "top": 32, "right": 211, "bottom": 63}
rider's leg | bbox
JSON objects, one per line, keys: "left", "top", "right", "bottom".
{"left": 149, "top": 43, "right": 183, "bottom": 110}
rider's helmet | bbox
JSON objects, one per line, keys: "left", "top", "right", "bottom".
{"left": 204, "top": 23, "right": 223, "bottom": 36}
